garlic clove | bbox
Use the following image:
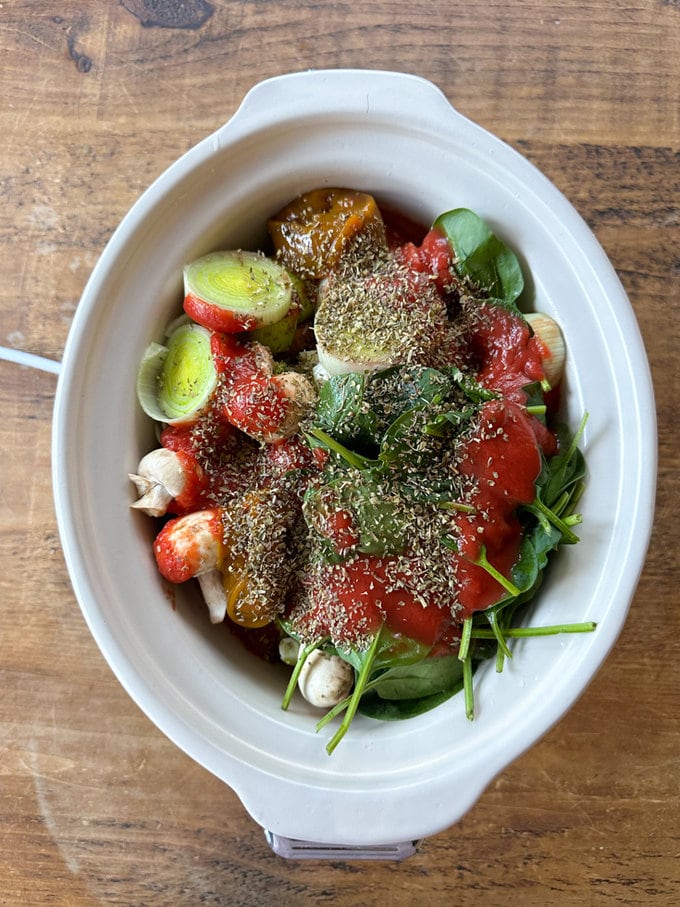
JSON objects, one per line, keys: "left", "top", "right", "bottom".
{"left": 525, "top": 312, "right": 566, "bottom": 389}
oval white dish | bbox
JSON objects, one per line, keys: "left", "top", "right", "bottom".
{"left": 52, "top": 70, "right": 656, "bottom": 846}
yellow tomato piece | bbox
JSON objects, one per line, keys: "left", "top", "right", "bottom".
{"left": 220, "top": 489, "right": 285, "bottom": 629}
{"left": 224, "top": 570, "right": 274, "bottom": 629}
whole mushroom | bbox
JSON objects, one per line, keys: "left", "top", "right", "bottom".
{"left": 297, "top": 649, "right": 354, "bottom": 708}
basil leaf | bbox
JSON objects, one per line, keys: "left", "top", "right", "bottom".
{"left": 434, "top": 208, "right": 524, "bottom": 306}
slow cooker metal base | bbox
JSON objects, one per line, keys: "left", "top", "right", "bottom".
{"left": 265, "top": 831, "right": 421, "bottom": 861}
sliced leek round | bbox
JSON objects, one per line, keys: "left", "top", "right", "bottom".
{"left": 316, "top": 337, "right": 394, "bottom": 376}
{"left": 314, "top": 278, "right": 403, "bottom": 376}
{"left": 183, "top": 250, "right": 293, "bottom": 333}
{"left": 525, "top": 311, "right": 566, "bottom": 388}
{"left": 247, "top": 304, "right": 299, "bottom": 354}
{"left": 136, "top": 322, "right": 217, "bottom": 425}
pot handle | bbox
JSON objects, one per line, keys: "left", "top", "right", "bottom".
{"left": 212, "top": 69, "right": 461, "bottom": 148}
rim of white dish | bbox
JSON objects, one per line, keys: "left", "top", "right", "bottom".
{"left": 52, "top": 69, "right": 657, "bottom": 846}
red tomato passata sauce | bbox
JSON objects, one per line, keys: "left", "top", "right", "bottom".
{"left": 394, "top": 226, "right": 553, "bottom": 623}
{"left": 265, "top": 435, "right": 327, "bottom": 475}
{"left": 184, "top": 292, "right": 259, "bottom": 334}
{"left": 467, "top": 304, "right": 558, "bottom": 457}
{"left": 452, "top": 399, "right": 541, "bottom": 614}
{"left": 396, "top": 228, "right": 457, "bottom": 296}
{"left": 291, "top": 222, "right": 555, "bottom": 646}
{"left": 209, "top": 332, "right": 298, "bottom": 441}
{"left": 160, "top": 412, "right": 259, "bottom": 512}
{"left": 302, "top": 399, "right": 544, "bottom": 647}
{"left": 304, "top": 555, "right": 453, "bottom": 648}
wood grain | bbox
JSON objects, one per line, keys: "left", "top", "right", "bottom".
{"left": 1, "top": 1, "right": 678, "bottom": 903}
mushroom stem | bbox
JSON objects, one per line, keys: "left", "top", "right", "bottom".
{"left": 197, "top": 569, "right": 228, "bottom": 624}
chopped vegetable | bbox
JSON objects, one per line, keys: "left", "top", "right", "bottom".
{"left": 524, "top": 311, "right": 567, "bottom": 388}
{"left": 183, "top": 250, "right": 293, "bottom": 333}
{"left": 132, "top": 189, "right": 592, "bottom": 754}
{"left": 268, "top": 187, "right": 387, "bottom": 278}
{"left": 136, "top": 321, "right": 217, "bottom": 425}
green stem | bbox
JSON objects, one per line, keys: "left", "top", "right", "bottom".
{"left": 458, "top": 617, "right": 473, "bottom": 662}
{"left": 551, "top": 489, "right": 571, "bottom": 517}
{"left": 315, "top": 693, "right": 351, "bottom": 731}
{"left": 531, "top": 497, "right": 580, "bottom": 543}
{"left": 569, "top": 410, "right": 589, "bottom": 454}
{"left": 568, "top": 481, "right": 586, "bottom": 511}
{"left": 306, "top": 428, "right": 375, "bottom": 470}
{"left": 463, "top": 655, "right": 474, "bottom": 720}
{"left": 473, "top": 545, "right": 521, "bottom": 597}
{"left": 281, "top": 642, "right": 321, "bottom": 710}
{"left": 439, "top": 501, "right": 476, "bottom": 514}
{"left": 470, "top": 621, "right": 597, "bottom": 639}
{"left": 487, "top": 610, "right": 513, "bottom": 660}
{"left": 325, "top": 628, "right": 384, "bottom": 755}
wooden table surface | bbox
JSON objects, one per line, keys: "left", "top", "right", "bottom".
{"left": 1, "top": 2, "right": 678, "bottom": 904}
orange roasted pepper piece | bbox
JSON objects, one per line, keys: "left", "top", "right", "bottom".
{"left": 267, "top": 188, "right": 386, "bottom": 278}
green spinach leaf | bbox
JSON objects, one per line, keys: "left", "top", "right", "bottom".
{"left": 434, "top": 208, "right": 524, "bottom": 308}
{"left": 357, "top": 685, "right": 463, "bottom": 721}
{"left": 314, "top": 372, "right": 378, "bottom": 449}
{"left": 369, "top": 654, "right": 465, "bottom": 700}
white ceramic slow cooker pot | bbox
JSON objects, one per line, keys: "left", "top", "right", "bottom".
{"left": 52, "top": 70, "right": 656, "bottom": 850}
